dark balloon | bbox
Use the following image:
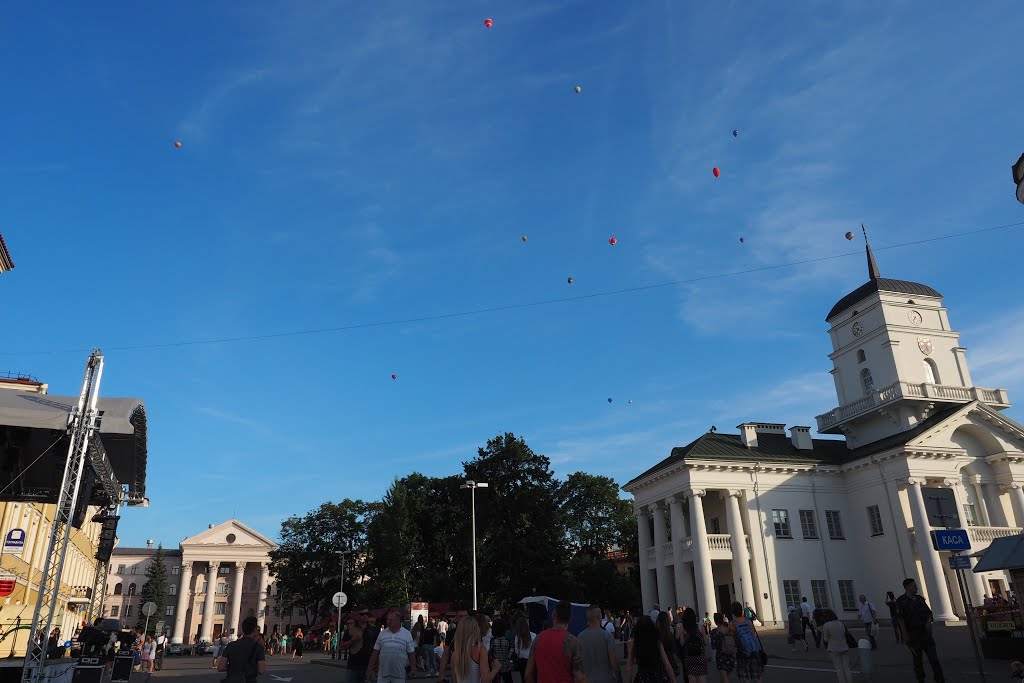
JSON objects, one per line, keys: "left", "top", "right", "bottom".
{"left": 391, "top": 374, "right": 397, "bottom": 380}
{"left": 567, "top": 277, "right": 573, "bottom": 284}
{"left": 522, "top": 235, "right": 527, "bottom": 242}
{"left": 739, "top": 237, "right": 745, "bottom": 244}
{"left": 607, "top": 398, "right": 613, "bottom": 403}
{"left": 732, "top": 130, "right": 739, "bottom": 138}
{"left": 845, "top": 231, "right": 855, "bottom": 241}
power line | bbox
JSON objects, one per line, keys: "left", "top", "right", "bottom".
{"left": 4, "top": 218, "right": 1023, "bottom": 357}
{"left": 0, "top": 434, "right": 67, "bottom": 498}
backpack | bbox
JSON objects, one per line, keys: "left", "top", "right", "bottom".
{"left": 684, "top": 631, "right": 703, "bottom": 657}
{"left": 720, "top": 627, "right": 737, "bottom": 656}
{"left": 735, "top": 620, "right": 760, "bottom": 656}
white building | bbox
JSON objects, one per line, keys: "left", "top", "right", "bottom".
{"left": 624, "top": 244, "right": 1022, "bottom": 625}
{"left": 105, "top": 519, "right": 280, "bottom": 643}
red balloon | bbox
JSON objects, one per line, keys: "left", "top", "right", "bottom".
{"left": 712, "top": 167, "right": 721, "bottom": 177}
{"left": 391, "top": 374, "right": 397, "bottom": 380}
{"left": 609, "top": 237, "right": 617, "bottom": 246}
{"left": 484, "top": 18, "right": 493, "bottom": 28}
{"left": 174, "top": 141, "right": 182, "bottom": 149}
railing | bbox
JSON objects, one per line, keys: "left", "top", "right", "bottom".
{"left": 707, "top": 534, "right": 733, "bottom": 551}
{"left": 968, "top": 526, "right": 1023, "bottom": 544}
{"left": 817, "top": 381, "right": 1011, "bottom": 431}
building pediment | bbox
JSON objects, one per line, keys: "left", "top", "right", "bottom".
{"left": 180, "top": 519, "right": 277, "bottom": 552}
{"left": 903, "top": 401, "right": 1024, "bottom": 457}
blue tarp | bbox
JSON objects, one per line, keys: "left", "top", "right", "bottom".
{"left": 518, "top": 596, "right": 590, "bottom": 636}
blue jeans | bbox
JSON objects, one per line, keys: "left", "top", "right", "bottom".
{"left": 421, "top": 645, "right": 437, "bottom": 674}
{"left": 346, "top": 666, "right": 366, "bottom": 683}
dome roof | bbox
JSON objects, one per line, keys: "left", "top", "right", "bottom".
{"left": 826, "top": 278, "right": 942, "bottom": 321}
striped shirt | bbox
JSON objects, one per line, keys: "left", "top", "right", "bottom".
{"left": 374, "top": 627, "right": 416, "bottom": 679}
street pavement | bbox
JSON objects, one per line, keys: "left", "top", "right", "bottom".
{"left": 143, "top": 625, "right": 1017, "bottom": 683}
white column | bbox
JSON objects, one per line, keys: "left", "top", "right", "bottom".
{"left": 172, "top": 562, "right": 193, "bottom": 644}
{"left": 905, "top": 480, "right": 956, "bottom": 621}
{"left": 200, "top": 562, "right": 218, "bottom": 642}
{"left": 667, "top": 497, "right": 695, "bottom": 608}
{"left": 256, "top": 563, "right": 270, "bottom": 634}
{"left": 651, "top": 503, "right": 675, "bottom": 610}
{"left": 723, "top": 490, "right": 756, "bottom": 611}
{"left": 688, "top": 490, "right": 717, "bottom": 615}
{"left": 971, "top": 479, "right": 991, "bottom": 526}
{"left": 228, "top": 562, "right": 246, "bottom": 639}
{"left": 636, "top": 510, "right": 656, "bottom": 613}
{"left": 1008, "top": 484, "right": 1024, "bottom": 528}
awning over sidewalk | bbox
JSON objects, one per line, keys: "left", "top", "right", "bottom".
{"left": 972, "top": 534, "right": 1024, "bottom": 572}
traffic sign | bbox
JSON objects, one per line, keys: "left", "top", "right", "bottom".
{"left": 332, "top": 592, "right": 348, "bottom": 608}
{"left": 949, "top": 555, "right": 972, "bottom": 570}
{"left": 931, "top": 529, "right": 971, "bottom": 552}
{"left": 142, "top": 602, "right": 158, "bottom": 617}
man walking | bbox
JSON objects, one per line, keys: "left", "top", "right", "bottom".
{"left": 368, "top": 611, "right": 417, "bottom": 683}
{"left": 858, "top": 595, "right": 878, "bottom": 650}
{"left": 895, "top": 578, "right": 945, "bottom": 683}
{"left": 799, "top": 597, "right": 816, "bottom": 642}
{"left": 579, "top": 606, "right": 617, "bottom": 683}
{"left": 218, "top": 617, "right": 266, "bottom": 683}
{"left": 525, "top": 600, "right": 585, "bottom": 683}
{"left": 155, "top": 631, "right": 167, "bottom": 671}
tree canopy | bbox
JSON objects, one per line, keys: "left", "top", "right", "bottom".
{"left": 137, "top": 544, "right": 169, "bottom": 633}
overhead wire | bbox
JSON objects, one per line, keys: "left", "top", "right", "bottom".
{"left": 3, "top": 218, "right": 1023, "bottom": 357}
{"left": 0, "top": 433, "right": 68, "bottom": 497}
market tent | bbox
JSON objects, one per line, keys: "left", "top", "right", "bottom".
{"left": 518, "top": 596, "right": 589, "bottom": 635}
{"left": 973, "top": 534, "right": 1024, "bottom": 572}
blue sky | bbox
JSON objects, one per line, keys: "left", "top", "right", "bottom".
{"left": 2, "top": 2, "right": 1023, "bottom": 547}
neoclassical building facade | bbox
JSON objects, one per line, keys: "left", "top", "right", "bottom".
{"left": 625, "top": 246, "right": 1024, "bottom": 625}
{"left": 106, "top": 519, "right": 279, "bottom": 643}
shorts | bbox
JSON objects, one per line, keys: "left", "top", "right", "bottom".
{"left": 735, "top": 653, "right": 764, "bottom": 680}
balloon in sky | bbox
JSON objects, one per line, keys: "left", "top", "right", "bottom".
{"left": 732, "top": 129, "right": 739, "bottom": 138}
{"left": 522, "top": 235, "right": 528, "bottom": 242}
{"left": 739, "top": 237, "right": 745, "bottom": 244}
{"left": 712, "top": 167, "right": 721, "bottom": 177}
{"left": 628, "top": 399, "right": 633, "bottom": 404}
{"left": 575, "top": 85, "right": 582, "bottom": 94}
{"left": 484, "top": 18, "right": 493, "bottom": 28}
{"left": 607, "top": 397, "right": 613, "bottom": 403}
{"left": 845, "top": 231, "right": 855, "bottom": 241}
{"left": 567, "top": 277, "right": 574, "bottom": 284}
{"left": 391, "top": 374, "right": 397, "bottom": 380}
{"left": 174, "top": 141, "right": 182, "bottom": 149}
{"left": 609, "top": 236, "right": 617, "bottom": 246}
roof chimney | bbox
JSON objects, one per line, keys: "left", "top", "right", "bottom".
{"left": 789, "top": 426, "right": 813, "bottom": 450}
{"left": 209, "top": 524, "right": 215, "bottom": 529}
{"left": 737, "top": 423, "right": 758, "bottom": 449}
{"left": 146, "top": 539, "right": 154, "bottom": 548}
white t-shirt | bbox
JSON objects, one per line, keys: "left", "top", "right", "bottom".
{"left": 373, "top": 627, "right": 415, "bottom": 680}
{"left": 437, "top": 621, "right": 448, "bottom": 634}
{"left": 800, "top": 602, "right": 812, "bottom": 617}
{"left": 601, "top": 620, "right": 615, "bottom": 634}
{"left": 515, "top": 633, "right": 537, "bottom": 660}
{"left": 648, "top": 609, "right": 660, "bottom": 621}
{"left": 858, "top": 602, "right": 876, "bottom": 623}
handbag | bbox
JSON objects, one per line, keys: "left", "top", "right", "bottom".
{"left": 843, "top": 625, "right": 857, "bottom": 649}
{"left": 755, "top": 632, "right": 768, "bottom": 666}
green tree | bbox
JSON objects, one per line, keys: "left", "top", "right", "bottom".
{"left": 363, "top": 479, "right": 418, "bottom": 606}
{"left": 137, "top": 545, "right": 169, "bottom": 632}
{"left": 559, "top": 472, "right": 637, "bottom": 559}
{"left": 269, "top": 499, "right": 369, "bottom": 625}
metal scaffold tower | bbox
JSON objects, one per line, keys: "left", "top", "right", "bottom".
{"left": 21, "top": 350, "right": 105, "bottom": 683}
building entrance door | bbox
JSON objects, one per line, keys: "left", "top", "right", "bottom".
{"left": 716, "top": 584, "right": 732, "bottom": 615}
{"left": 213, "top": 624, "right": 223, "bottom": 639}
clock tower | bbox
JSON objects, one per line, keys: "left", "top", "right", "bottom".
{"left": 816, "top": 238, "right": 1010, "bottom": 448}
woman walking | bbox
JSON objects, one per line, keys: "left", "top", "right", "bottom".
{"left": 513, "top": 617, "right": 535, "bottom": 682}
{"left": 729, "top": 602, "right": 763, "bottom": 683}
{"left": 820, "top": 610, "right": 853, "bottom": 683}
{"left": 655, "top": 612, "right": 680, "bottom": 680}
{"left": 451, "top": 618, "right": 496, "bottom": 683}
{"left": 678, "top": 608, "right": 710, "bottom": 683}
{"left": 292, "top": 628, "right": 304, "bottom": 658}
{"left": 788, "top": 605, "right": 808, "bottom": 652}
{"left": 625, "top": 616, "right": 675, "bottom": 683}
{"left": 141, "top": 636, "right": 154, "bottom": 673}
{"left": 708, "top": 614, "right": 736, "bottom": 683}
{"left": 489, "top": 619, "right": 515, "bottom": 683}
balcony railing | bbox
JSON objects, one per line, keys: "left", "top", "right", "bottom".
{"left": 645, "top": 534, "right": 746, "bottom": 565}
{"left": 817, "top": 381, "right": 1011, "bottom": 432}
{"left": 908, "top": 526, "right": 1021, "bottom": 550}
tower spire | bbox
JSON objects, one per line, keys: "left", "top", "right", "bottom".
{"left": 863, "top": 223, "right": 880, "bottom": 279}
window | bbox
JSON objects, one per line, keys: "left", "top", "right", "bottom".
{"left": 799, "top": 510, "right": 818, "bottom": 539}
{"left": 963, "top": 503, "right": 979, "bottom": 527}
{"left": 709, "top": 517, "right": 721, "bottom": 534}
{"left": 838, "top": 580, "right": 857, "bottom": 611}
{"left": 125, "top": 605, "right": 133, "bottom": 618}
{"left": 130, "top": 565, "right": 138, "bottom": 575}
{"left": 783, "top": 580, "right": 801, "bottom": 610}
{"left": 861, "top": 368, "right": 875, "bottom": 395}
{"left": 171, "top": 566, "right": 180, "bottom": 575}
{"left": 923, "top": 358, "right": 939, "bottom": 384}
{"left": 127, "top": 583, "right": 137, "bottom": 596}
{"left": 169, "top": 584, "right": 177, "bottom": 596}
{"left": 867, "top": 505, "right": 884, "bottom": 536}
{"left": 826, "top": 510, "right": 844, "bottom": 539}
{"left": 219, "top": 566, "right": 231, "bottom": 575}
{"left": 772, "top": 510, "right": 792, "bottom": 538}
{"left": 811, "top": 580, "right": 831, "bottom": 608}
{"left": 166, "top": 606, "right": 175, "bottom": 616}
{"left": 116, "top": 565, "right": 125, "bottom": 575}
{"left": 199, "top": 603, "right": 205, "bottom": 615}
{"left": 110, "top": 606, "right": 119, "bottom": 617}
{"left": 113, "top": 584, "right": 122, "bottom": 596}
{"left": 856, "top": 349, "right": 866, "bottom": 363}
{"left": 215, "top": 603, "right": 227, "bottom": 615}
{"left": 218, "top": 582, "right": 229, "bottom": 595}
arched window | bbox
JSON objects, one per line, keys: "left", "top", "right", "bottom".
{"left": 861, "top": 368, "right": 875, "bottom": 396}
{"left": 923, "top": 358, "right": 939, "bottom": 384}
{"left": 113, "top": 584, "right": 122, "bottom": 596}
{"left": 856, "top": 349, "right": 866, "bottom": 363}
{"left": 127, "top": 583, "right": 136, "bottom": 596}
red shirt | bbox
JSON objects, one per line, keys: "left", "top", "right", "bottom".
{"left": 531, "top": 628, "right": 580, "bottom": 683}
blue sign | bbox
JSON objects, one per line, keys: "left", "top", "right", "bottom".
{"left": 949, "top": 555, "right": 972, "bottom": 570}
{"left": 932, "top": 529, "right": 971, "bottom": 552}
{"left": 2, "top": 529, "right": 25, "bottom": 556}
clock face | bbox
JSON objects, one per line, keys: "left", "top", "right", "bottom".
{"left": 908, "top": 310, "right": 923, "bottom": 326}
{"left": 852, "top": 322, "right": 864, "bottom": 337}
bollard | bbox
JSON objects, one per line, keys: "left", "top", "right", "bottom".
{"left": 857, "top": 638, "right": 874, "bottom": 680}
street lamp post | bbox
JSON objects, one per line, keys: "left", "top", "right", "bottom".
{"left": 460, "top": 480, "right": 489, "bottom": 611}
{"left": 334, "top": 550, "right": 350, "bottom": 659}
